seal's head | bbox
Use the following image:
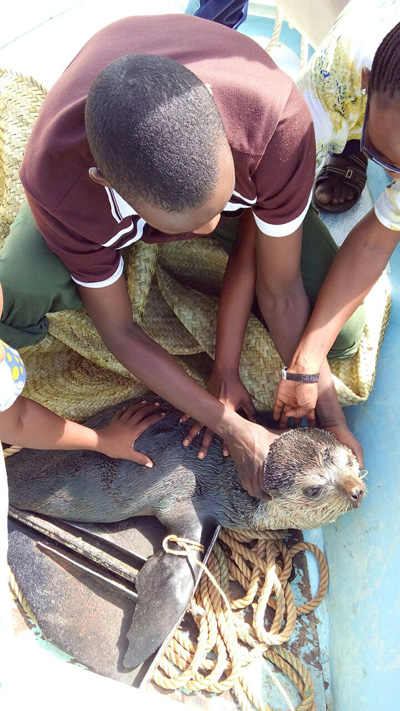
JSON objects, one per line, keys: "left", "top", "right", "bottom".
{"left": 257, "top": 428, "right": 366, "bottom": 530}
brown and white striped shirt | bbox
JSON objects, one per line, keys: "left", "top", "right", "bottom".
{"left": 20, "top": 13, "right": 315, "bottom": 288}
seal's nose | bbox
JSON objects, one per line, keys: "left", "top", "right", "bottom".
{"left": 349, "top": 485, "right": 364, "bottom": 508}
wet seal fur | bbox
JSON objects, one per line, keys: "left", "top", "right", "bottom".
{"left": 6, "top": 395, "right": 366, "bottom": 668}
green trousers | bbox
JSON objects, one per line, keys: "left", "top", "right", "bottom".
{"left": 0, "top": 201, "right": 365, "bottom": 357}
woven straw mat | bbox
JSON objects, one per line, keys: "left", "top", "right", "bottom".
{"left": 0, "top": 68, "right": 391, "bottom": 422}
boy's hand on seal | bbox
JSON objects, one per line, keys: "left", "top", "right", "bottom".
{"left": 224, "top": 419, "right": 279, "bottom": 499}
{"left": 96, "top": 401, "right": 165, "bottom": 466}
{"left": 181, "top": 372, "right": 256, "bottom": 458}
{"left": 273, "top": 379, "right": 318, "bottom": 427}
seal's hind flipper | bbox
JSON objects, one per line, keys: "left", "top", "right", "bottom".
{"left": 123, "top": 513, "right": 214, "bottom": 670}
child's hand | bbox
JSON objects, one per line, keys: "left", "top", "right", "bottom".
{"left": 181, "top": 372, "right": 255, "bottom": 459}
{"left": 96, "top": 401, "right": 164, "bottom": 466}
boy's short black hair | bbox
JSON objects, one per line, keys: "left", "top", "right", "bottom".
{"left": 85, "top": 54, "right": 227, "bottom": 212}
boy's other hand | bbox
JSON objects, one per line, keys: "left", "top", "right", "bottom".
{"left": 273, "top": 379, "right": 317, "bottom": 427}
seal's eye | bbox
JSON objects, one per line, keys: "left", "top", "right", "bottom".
{"left": 304, "top": 486, "right": 323, "bottom": 499}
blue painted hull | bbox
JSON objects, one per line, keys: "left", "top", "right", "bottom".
{"left": 323, "top": 235, "right": 400, "bottom": 709}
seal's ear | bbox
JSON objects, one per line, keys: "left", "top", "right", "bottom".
{"left": 261, "top": 492, "right": 272, "bottom": 502}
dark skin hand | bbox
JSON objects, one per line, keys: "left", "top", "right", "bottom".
{"left": 180, "top": 371, "right": 256, "bottom": 458}
{"left": 77, "top": 275, "right": 275, "bottom": 498}
{"left": 0, "top": 398, "right": 165, "bottom": 464}
{"left": 220, "top": 416, "right": 280, "bottom": 498}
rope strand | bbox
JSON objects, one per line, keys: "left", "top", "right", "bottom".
{"left": 156, "top": 529, "right": 328, "bottom": 710}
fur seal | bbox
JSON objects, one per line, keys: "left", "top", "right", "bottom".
{"left": 6, "top": 395, "right": 365, "bottom": 669}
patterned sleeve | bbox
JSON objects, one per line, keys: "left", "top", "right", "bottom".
{"left": 297, "top": 2, "right": 368, "bottom": 171}
{"left": 296, "top": 0, "right": 398, "bottom": 172}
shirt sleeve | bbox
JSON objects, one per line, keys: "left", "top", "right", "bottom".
{"left": 251, "top": 84, "right": 316, "bottom": 237}
{"left": 374, "top": 181, "right": 400, "bottom": 232}
{"left": 26, "top": 192, "right": 126, "bottom": 287}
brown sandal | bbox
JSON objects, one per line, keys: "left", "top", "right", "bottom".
{"left": 313, "top": 153, "right": 368, "bottom": 213}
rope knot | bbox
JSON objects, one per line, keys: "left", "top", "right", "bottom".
{"left": 162, "top": 534, "right": 204, "bottom": 557}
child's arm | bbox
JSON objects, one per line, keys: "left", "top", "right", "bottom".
{"left": 182, "top": 211, "right": 257, "bottom": 455}
{"left": 0, "top": 398, "right": 164, "bottom": 467}
{"left": 210, "top": 209, "right": 257, "bottom": 418}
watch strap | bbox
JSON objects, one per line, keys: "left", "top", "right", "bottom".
{"left": 281, "top": 367, "right": 319, "bottom": 384}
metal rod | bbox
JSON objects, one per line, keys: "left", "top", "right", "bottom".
{"left": 37, "top": 541, "right": 138, "bottom": 600}
{"left": 66, "top": 521, "right": 148, "bottom": 563}
{"left": 9, "top": 506, "right": 139, "bottom": 584}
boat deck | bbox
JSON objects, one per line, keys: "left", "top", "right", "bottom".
{"left": 1, "top": 3, "right": 397, "bottom": 710}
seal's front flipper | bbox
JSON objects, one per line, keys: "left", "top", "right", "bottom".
{"left": 123, "top": 506, "right": 216, "bottom": 671}
{"left": 123, "top": 545, "right": 199, "bottom": 669}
